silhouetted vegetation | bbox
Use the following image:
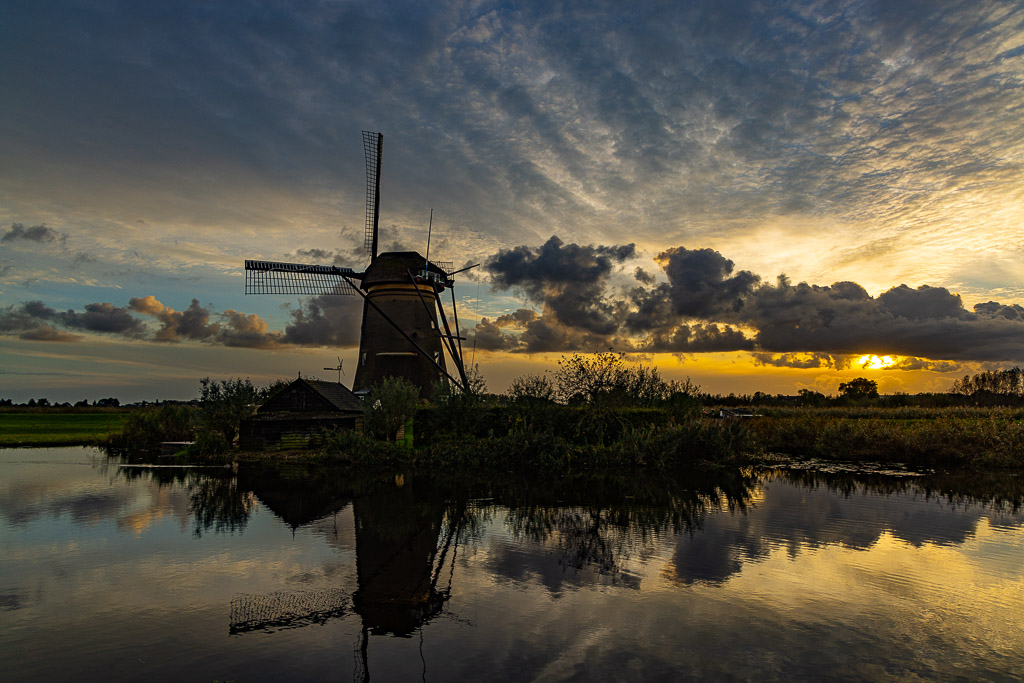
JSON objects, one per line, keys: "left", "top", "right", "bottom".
{"left": 745, "top": 406, "right": 1024, "bottom": 468}
{"left": 106, "top": 403, "right": 198, "bottom": 453}
{"left": 364, "top": 376, "right": 420, "bottom": 441}
{"left": 104, "top": 377, "right": 287, "bottom": 456}
{"left": 951, "top": 366, "right": 1024, "bottom": 397}
{"left": 71, "top": 355, "right": 1024, "bottom": 473}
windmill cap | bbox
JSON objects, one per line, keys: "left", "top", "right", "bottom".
{"left": 361, "top": 251, "right": 448, "bottom": 287}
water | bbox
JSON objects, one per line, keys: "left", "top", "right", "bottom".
{"left": 2, "top": 447, "right": 1023, "bottom": 681}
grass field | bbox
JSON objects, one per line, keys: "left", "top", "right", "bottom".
{"left": 0, "top": 411, "right": 130, "bottom": 447}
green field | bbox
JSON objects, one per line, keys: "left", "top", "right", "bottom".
{"left": 0, "top": 411, "right": 130, "bottom": 447}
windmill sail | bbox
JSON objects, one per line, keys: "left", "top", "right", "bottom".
{"left": 244, "top": 260, "right": 357, "bottom": 296}
{"left": 362, "top": 131, "right": 383, "bottom": 260}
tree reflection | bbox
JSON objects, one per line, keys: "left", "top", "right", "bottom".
{"left": 501, "top": 469, "right": 758, "bottom": 580}
{"left": 187, "top": 477, "right": 255, "bottom": 538}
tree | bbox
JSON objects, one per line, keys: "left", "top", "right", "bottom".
{"left": 554, "top": 351, "right": 673, "bottom": 407}
{"left": 198, "top": 377, "right": 262, "bottom": 445}
{"left": 365, "top": 376, "right": 420, "bottom": 441}
{"left": 950, "top": 367, "right": 1023, "bottom": 397}
{"left": 506, "top": 374, "right": 556, "bottom": 403}
{"left": 838, "top": 377, "right": 878, "bottom": 400}
{"left": 797, "top": 388, "right": 827, "bottom": 406}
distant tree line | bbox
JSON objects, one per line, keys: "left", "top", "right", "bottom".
{"left": 950, "top": 367, "right": 1024, "bottom": 397}
{"left": 0, "top": 397, "right": 121, "bottom": 408}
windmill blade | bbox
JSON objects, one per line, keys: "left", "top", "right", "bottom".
{"left": 244, "top": 260, "right": 358, "bottom": 296}
{"left": 362, "top": 131, "right": 383, "bottom": 260}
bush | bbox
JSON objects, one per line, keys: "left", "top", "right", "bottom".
{"left": 319, "top": 426, "right": 411, "bottom": 465}
{"left": 106, "top": 403, "right": 197, "bottom": 452}
{"left": 365, "top": 376, "right": 420, "bottom": 441}
{"left": 198, "top": 377, "right": 263, "bottom": 444}
{"left": 506, "top": 374, "right": 556, "bottom": 404}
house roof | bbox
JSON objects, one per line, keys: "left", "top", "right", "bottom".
{"left": 301, "top": 379, "right": 364, "bottom": 412}
{"left": 259, "top": 377, "right": 364, "bottom": 414}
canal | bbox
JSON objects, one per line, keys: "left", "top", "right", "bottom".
{"left": 1, "top": 447, "right": 1022, "bottom": 680}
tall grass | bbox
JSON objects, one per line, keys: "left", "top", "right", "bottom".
{"left": 746, "top": 406, "right": 1024, "bottom": 468}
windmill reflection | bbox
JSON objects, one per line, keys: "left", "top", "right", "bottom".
{"left": 352, "top": 474, "right": 460, "bottom": 637}
{"left": 221, "top": 466, "right": 464, "bottom": 661}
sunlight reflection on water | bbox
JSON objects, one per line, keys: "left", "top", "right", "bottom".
{"left": 1, "top": 447, "right": 1022, "bottom": 681}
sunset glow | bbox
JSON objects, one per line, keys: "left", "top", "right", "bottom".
{"left": 1, "top": 1, "right": 1022, "bottom": 401}
{"left": 857, "top": 355, "right": 898, "bottom": 371}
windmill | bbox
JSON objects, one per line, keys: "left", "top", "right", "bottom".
{"left": 244, "top": 131, "right": 476, "bottom": 395}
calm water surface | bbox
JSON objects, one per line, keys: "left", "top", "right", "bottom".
{"left": 2, "top": 447, "right": 1023, "bottom": 681}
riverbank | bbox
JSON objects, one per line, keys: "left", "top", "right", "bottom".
{"left": 42, "top": 403, "right": 1024, "bottom": 472}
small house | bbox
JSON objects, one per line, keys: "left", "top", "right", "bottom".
{"left": 239, "top": 378, "right": 364, "bottom": 451}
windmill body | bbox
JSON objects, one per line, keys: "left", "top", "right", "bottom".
{"left": 244, "top": 131, "right": 471, "bottom": 397}
{"left": 353, "top": 251, "right": 448, "bottom": 394}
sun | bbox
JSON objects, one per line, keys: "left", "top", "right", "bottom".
{"left": 856, "top": 354, "right": 897, "bottom": 370}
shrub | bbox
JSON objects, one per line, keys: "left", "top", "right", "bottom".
{"left": 198, "top": 377, "right": 263, "bottom": 444}
{"left": 365, "top": 376, "right": 420, "bottom": 441}
{"left": 107, "top": 403, "right": 197, "bottom": 452}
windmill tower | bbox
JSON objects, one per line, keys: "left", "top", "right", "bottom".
{"left": 244, "top": 131, "right": 474, "bottom": 396}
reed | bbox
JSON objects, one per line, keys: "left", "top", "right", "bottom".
{"left": 745, "top": 406, "right": 1024, "bottom": 468}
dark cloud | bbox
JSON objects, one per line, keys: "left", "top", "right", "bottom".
{"left": 1, "top": 223, "right": 66, "bottom": 245}
{"left": 18, "top": 325, "right": 82, "bottom": 343}
{"left": 294, "top": 248, "right": 333, "bottom": 261}
{"left": 281, "top": 295, "right": 362, "bottom": 347}
{"left": 471, "top": 307, "right": 624, "bottom": 354}
{"left": 633, "top": 267, "right": 655, "bottom": 285}
{"left": 878, "top": 285, "right": 969, "bottom": 321}
{"left": 1, "top": 292, "right": 366, "bottom": 349}
{"left": 752, "top": 353, "right": 839, "bottom": 370}
{"left": 744, "top": 281, "right": 1024, "bottom": 362}
{"left": 654, "top": 247, "right": 759, "bottom": 318}
{"left": 496, "top": 308, "right": 539, "bottom": 327}
{"left": 975, "top": 301, "right": 1024, "bottom": 321}
{"left": 487, "top": 236, "right": 636, "bottom": 334}
{"left": 471, "top": 318, "right": 519, "bottom": 352}
{"left": 641, "top": 323, "right": 754, "bottom": 354}
{"left": 66, "top": 302, "right": 147, "bottom": 336}
{"left": 0, "top": 300, "right": 144, "bottom": 340}
{"left": 478, "top": 237, "right": 1024, "bottom": 363}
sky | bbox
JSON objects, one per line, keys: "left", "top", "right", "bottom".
{"left": 2, "top": 0, "right": 1023, "bottom": 402}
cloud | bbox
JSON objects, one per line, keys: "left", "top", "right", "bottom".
{"left": 478, "top": 237, "right": 1024, "bottom": 363}
{"left": 17, "top": 325, "right": 82, "bottom": 343}
{"left": 0, "top": 292, "right": 369, "bottom": 349}
{"left": 130, "top": 297, "right": 218, "bottom": 342}
{"left": 0, "top": 300, "right": 145, "bottom": 340}
{"left": 1, "top": 223, "right": 66, "bottom": 245}
{"left": 487, "top": 235, "right": 636, "bottom": 335}
{"left": 281, "top": 295, "right": 362, "bottom": 347}
{"left": 974, "top": 301, "right": 1024, "bottom": 321}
